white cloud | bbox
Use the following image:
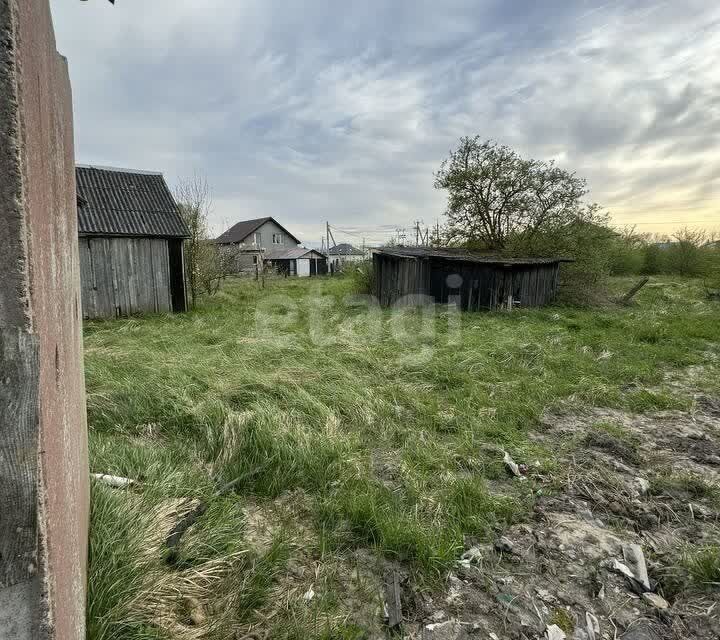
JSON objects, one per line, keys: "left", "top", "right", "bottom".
{"left": 51, "top": 0, "right": 720, "bottom": 243}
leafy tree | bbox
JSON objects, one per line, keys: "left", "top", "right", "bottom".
{"left": 435, "top": 138, "right": 592, "bottom": 250}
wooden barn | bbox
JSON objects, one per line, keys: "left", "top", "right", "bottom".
{"left": 374, "top": 247, "right": 572, "bottom": 310}
{"left": 76, "top": 165, "right": 189, "bottom": 319}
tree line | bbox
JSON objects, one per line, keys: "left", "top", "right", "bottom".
{"left": 434, "top": 137, "right": 719, "bottom": 303}
{"left": 174, "top": 138, "right": 719, "bottom": 307}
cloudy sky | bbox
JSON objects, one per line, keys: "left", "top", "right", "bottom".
{"left": 51, "top": 0, "right": 719, "bottom": 246}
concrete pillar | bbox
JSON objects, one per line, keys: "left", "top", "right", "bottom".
{"left": 0, "top": 0, "right": 89, "bottom": 638}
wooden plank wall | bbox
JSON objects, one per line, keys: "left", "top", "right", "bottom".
{"left": 374, "top": 254, "right": 427, "bottom": 306}
{"left": 79, "top": 237, "right": 172, "bottom": 319}
{"left": 509, "top": 264, "right": 559, "bottom": 307}
{"left": 375, "top": 255, "right": 564, "bottom": 310}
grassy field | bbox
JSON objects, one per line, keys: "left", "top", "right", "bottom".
{"left": 84, "top": 274, "right": 720, "bottom": 639}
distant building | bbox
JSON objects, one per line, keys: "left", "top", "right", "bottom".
{"left": 327, "top": 243, "right": 366, "bottom": 271}
{"left": 76, "top": 165, "right": 189, "bottom": 319}
{"left": 265, "top": 247, "right": 327, "bottom": 277}
{"left": 215, "top": 216, "right": 302, "bottom": 271}
{"left": 374, "top": 247, "right": 572, "bottom": 310}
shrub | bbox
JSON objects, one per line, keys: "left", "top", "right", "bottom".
{"left": 651, "top": 229, "right": 713, "bottom": 277}
{"left": 642, "top": 244, "right": 666, "bottom": 274}
{"left": 704, "top": 248, "right": 720, "bottom": 294}
{"left": 506, "top": 216, "right": 617, "bottom": 305}
{"left": 608, "top": 232, "right": 645, "bottom": 275}
{"left": 666, "top": 240, "right": 707, "bottom": 276}
{"left": 686, "top": 546, "right": 720, "bottom": 587}
{"left": 609, "top": 244, "right": 644, "bottom": 275}
{"left": 348, "top": 259, "right": 375, "bottom": 295}
{"left": 176, "top": 175, "right": 224, "bottom": 307}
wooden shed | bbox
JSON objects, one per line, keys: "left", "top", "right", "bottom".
{"left": 76, "top": 165, "right": 190, "bottom": 319}
{"left": 265, "top": 247, "right": 328, "bottom": 277}
{"left": 374, "top": 247, "right": 572, "bottom": 310}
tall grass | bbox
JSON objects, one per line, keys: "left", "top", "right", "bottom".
{"left": 84, "top": 274, "right": 720, "bottom": 638}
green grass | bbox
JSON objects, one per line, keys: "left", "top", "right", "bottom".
{"left": 84, "top": 274, "right": 720, "bottom": 638}
{"left": 686, "top": 546, "right": 720, "bottom": 587}
{"left": 650, "top": 472, "right": 720, "bottom": 507}
{"left": 583, "top": 421, "right": 642, "bottom": 465}
{"left": 662, "top": 545, "right": 720, "bottom": 598}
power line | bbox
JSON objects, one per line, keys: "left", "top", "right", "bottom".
{"left": 611, "top": 219, "right": 718, "bottom": 225}
{"left": 610, "top": 206, "right": 719, "bottom": 213}
{"left": 331, "top": 224, "right": 410, "bottom": 234}
{"left": 330, "top": 225, "right": 401, "bottom": 240}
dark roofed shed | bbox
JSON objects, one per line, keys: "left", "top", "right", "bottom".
{"left": 76, "top": 165, "right": 189, "bottom": 319}
{"left": 374, "top": 247, "right": 572, "bottom": 310}
{"left": 265, "top": 247, "right": 327, "bottom": 277}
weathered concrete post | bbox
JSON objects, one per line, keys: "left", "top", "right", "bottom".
{"left": 0, "top": 0, "right": 89, "bottom": 638}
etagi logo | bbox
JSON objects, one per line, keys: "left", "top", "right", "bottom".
{"left": 254, "top": 275, "right": 465, "bottom": 364}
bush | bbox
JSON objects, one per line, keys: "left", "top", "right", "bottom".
{"left": 642, "top": 244, "right": 666, "bottom": 274}
{"left": 348, "top": 259, "right": 375, "bottom": 295}
{"left": 505, "top": 216, "right": 617, "bottom": 305}
{"left": 608, "top": 233, "right": 645, "bottom": 275}
{"left": 609, "top": 246, "right": 644, "bottom": 275}
{"left": 703, "top": 247, "right": 720, "bottom": 294}
{"left": 666, "top": 239, "right": 707, "bottom": 277}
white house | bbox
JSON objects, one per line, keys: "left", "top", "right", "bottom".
{"left": 327, "top": 243, "right": 366, "bottom": 271}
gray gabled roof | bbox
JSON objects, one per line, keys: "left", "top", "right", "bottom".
{"left": 215, "top": 216, "right": 301, "bottom": 245}
{"left": 328, "top": 243, "right": 364, "bottom": 256}
{"left": 265, "top": 247, "right": 326, "bottom": 260}
{"left": 76, "top": 165, "right": 189, "bottom": 238}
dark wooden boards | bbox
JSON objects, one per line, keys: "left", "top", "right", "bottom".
{"left": 78, "top": 237, "right": 174, "bottom": 318}
{"left": 374, "top": 253, "right": 565, "bottom": 310}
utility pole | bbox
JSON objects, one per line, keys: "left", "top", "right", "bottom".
{"left": 327, "top": 223, "right": 337, "bottom": 251}
{"left": 325, "top": 222, "right": 339, "bottom": 275}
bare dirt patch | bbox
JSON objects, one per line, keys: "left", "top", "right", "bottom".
{"left": 395, "top": 391, "right": 720, "bottom": 640}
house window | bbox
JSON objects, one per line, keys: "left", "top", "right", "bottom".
{"left": 252, "top": 255, "right": 258, "bottom": 265}
{"left": 253, "top": 232, "right": 261, "bottom": 247}
{"left": 272, "top": 233, "right": 283, "bottom": 244}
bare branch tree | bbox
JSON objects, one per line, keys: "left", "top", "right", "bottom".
{"left": 174, "top": 174, "right": 222, "bottom": 307}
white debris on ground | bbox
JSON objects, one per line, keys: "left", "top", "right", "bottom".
{"left": 401, "top": 385, "right": 720, "bottom": 640}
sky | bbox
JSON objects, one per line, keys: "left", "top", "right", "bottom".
{"left": 51, "top": 0, "right": 719, "bottom": 246}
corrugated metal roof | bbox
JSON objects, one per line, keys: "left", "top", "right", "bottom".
{"left": 376, "top": 246, "right": 573, "bottom": 265}
{"left": 265, "top": 247, "right": 325, "bottom": 260}
{"left": 215, "top": 217, "right": 302, "bottom": 245}
{"left": 265, "top": 247, "right": 324, "bottom": 260}
{"left": 76, "top": 165, "right": 190, "bottom": 238}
